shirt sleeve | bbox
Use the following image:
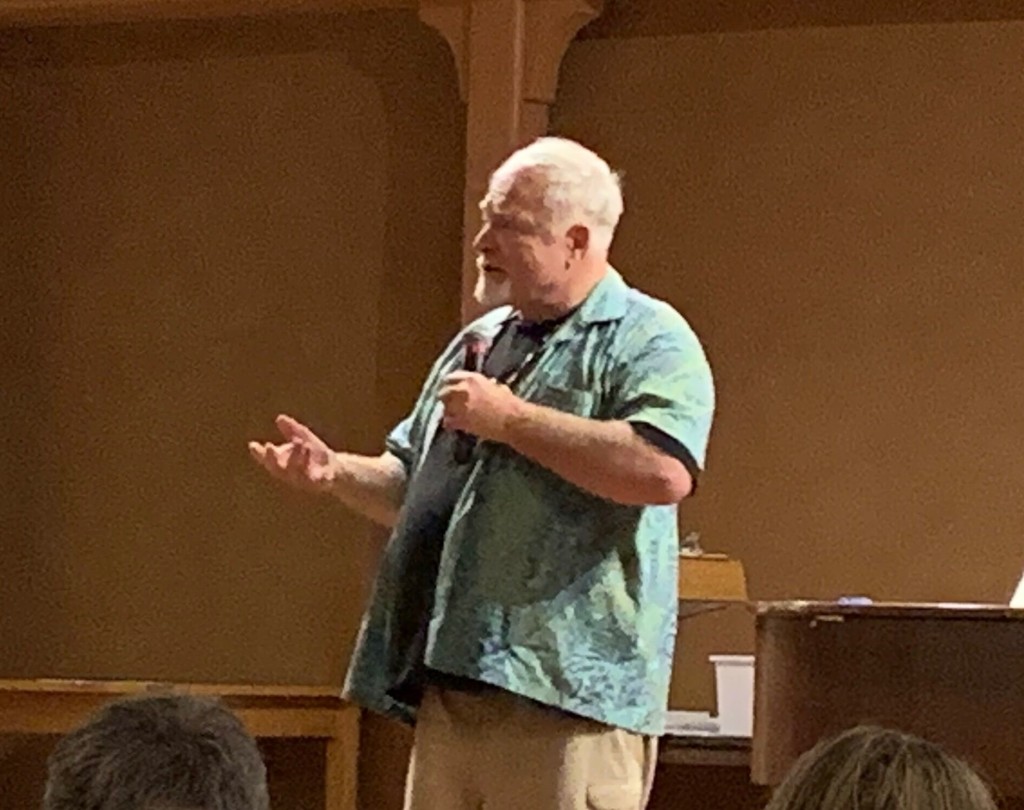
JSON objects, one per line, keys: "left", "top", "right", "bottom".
{"left": 609, "top": 319, "right": 715, "bottom": 471}
{"left": 630, "top": 422, "right": 701, "bottom": 480}
{"left": 384, "top": 416, "right": 416, "bottom": 473}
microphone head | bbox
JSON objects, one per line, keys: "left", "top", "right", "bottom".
{"left": 462, "top": 330, "right": 490, "bottom": 372}
{"left": 462, "top": 329, "right": 489, "bottom": 349}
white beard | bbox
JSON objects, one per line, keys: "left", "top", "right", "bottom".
{"left": 473, "top": 270, "right": 512, "bottom": 310}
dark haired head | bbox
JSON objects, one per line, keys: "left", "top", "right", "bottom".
{"left": 44, "top": 694, "right": 269, "bottom": 810}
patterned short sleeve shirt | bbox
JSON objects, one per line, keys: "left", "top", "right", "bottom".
{"left": 344, "top": 269, "right": 715, "bottom": 735}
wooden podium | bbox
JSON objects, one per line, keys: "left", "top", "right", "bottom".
{"left": 752, "top": 601, "right": 1024, "bottom": 797}
{"left": 677, "top": 552, "right": 748, "bottom": 618}
{"left": 663, "top": 552, "right": 753, "bottom": 772}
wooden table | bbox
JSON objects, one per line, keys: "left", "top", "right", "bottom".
{"left": 652, "top": 735, "right": 764, "bottom": 810}
{"left": 660, "top": 734, "right": 751, "bottom": 768}
{"left": 0, "top": 679, "right": 358, "bottom": 810}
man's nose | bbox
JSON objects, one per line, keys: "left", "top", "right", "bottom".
{"left": 472, "top": 223, "right": 491, "bottom": 251}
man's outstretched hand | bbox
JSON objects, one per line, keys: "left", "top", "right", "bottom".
{"left": 248, "top": 414, "right": 336, "bottom": 494}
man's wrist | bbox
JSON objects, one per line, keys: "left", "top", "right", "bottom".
{"left": 496, "top": 397, "right": 537, "bottom": 447}
{"left": 321, "top": 450, "right": 342, "bottom": 493}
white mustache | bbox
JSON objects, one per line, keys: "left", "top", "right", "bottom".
{"left": 475, "top": 257, "right": 505, "bottom": 273}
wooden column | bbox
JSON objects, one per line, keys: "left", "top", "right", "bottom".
{"left": 419, "top": 0, "right": 603, "bottom": 323}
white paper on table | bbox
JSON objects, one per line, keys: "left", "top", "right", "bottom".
{"left": 1010, "top": 570, "right": 1024, "bottom": 608}
{"left": 664, "top": 710, "right": 721, "bottom": 736}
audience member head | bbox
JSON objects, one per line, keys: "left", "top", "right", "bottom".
{"left": 765, "top": 725, "right": 997, "bottom": 810}
{"left": 44, "top": 693, "right": 269, "bottom": 810}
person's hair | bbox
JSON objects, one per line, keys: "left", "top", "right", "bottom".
{"left": 765, "top": 725, "right": 998, "bottom": 810}
{"left": 43, "top": 694, "right": 269, "bottom": 810}
{"left": 493, "top": 136, "right": 624, "bottom": 251}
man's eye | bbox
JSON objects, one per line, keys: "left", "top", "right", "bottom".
{"left": 503, "top": 218, "right": 533, "bottom": 233}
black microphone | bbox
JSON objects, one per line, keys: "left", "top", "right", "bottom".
{"left": 453, "top": 330, "right": 490, "bottom": 464}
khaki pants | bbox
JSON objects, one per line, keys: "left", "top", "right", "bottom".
{"left": 403, "top": 687, "right": 658, "bottom": 810}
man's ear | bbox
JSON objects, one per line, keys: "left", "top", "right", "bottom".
{"left": 566, "top": 224, "right": 590, "bottom": 257}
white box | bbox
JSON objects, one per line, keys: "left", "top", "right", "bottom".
{"left": 709, "top": 654, "right": 754, "bottom": 737}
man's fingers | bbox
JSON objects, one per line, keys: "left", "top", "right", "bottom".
{"left": 250, "top": 441, "right": 282, "bottom": 471}
{"left": 438, "top": 381, "right": 471, "bottom": 402}
{"left": 442, "top": 371, "right": 484, "bottom": 386}
{"left": 286, "top": 442, "right": 309, "bottom": 473}
{"left": 249, "top": 441, "right": 289, "bottom": 479}
{"left": 276, "top": 414, "right": 317, "bottom": 445}
{"left": 250, "top": 437, "right": 331, "bottom": 493}
{"left": 261, "top": 443, "right": 280, "bottom": 467}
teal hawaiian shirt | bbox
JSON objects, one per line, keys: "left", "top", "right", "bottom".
{"left": 343, "top": 269, "right": 715, "bottom": 735}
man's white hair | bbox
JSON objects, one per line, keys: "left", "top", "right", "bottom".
{"left": 493, "top": 136, "right": 624, "bottom": 251}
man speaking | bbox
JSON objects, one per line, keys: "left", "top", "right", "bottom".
{"left": 249, "top": 137, "right": 715, "bottom": 810}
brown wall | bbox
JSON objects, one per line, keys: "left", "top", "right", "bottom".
{"left": 553, "top": 15, "right": 1024, "bottom": 810}
{"left": 0, "top": 8, "right": 461, "bottom": 808}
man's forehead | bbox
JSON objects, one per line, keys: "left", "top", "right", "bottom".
{"left": 482, "top": 167, "right": 547, "bottom": 211}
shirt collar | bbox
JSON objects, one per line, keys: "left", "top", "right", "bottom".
{"left": 573, "top": 266, "right": 629, "bottom": 325}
